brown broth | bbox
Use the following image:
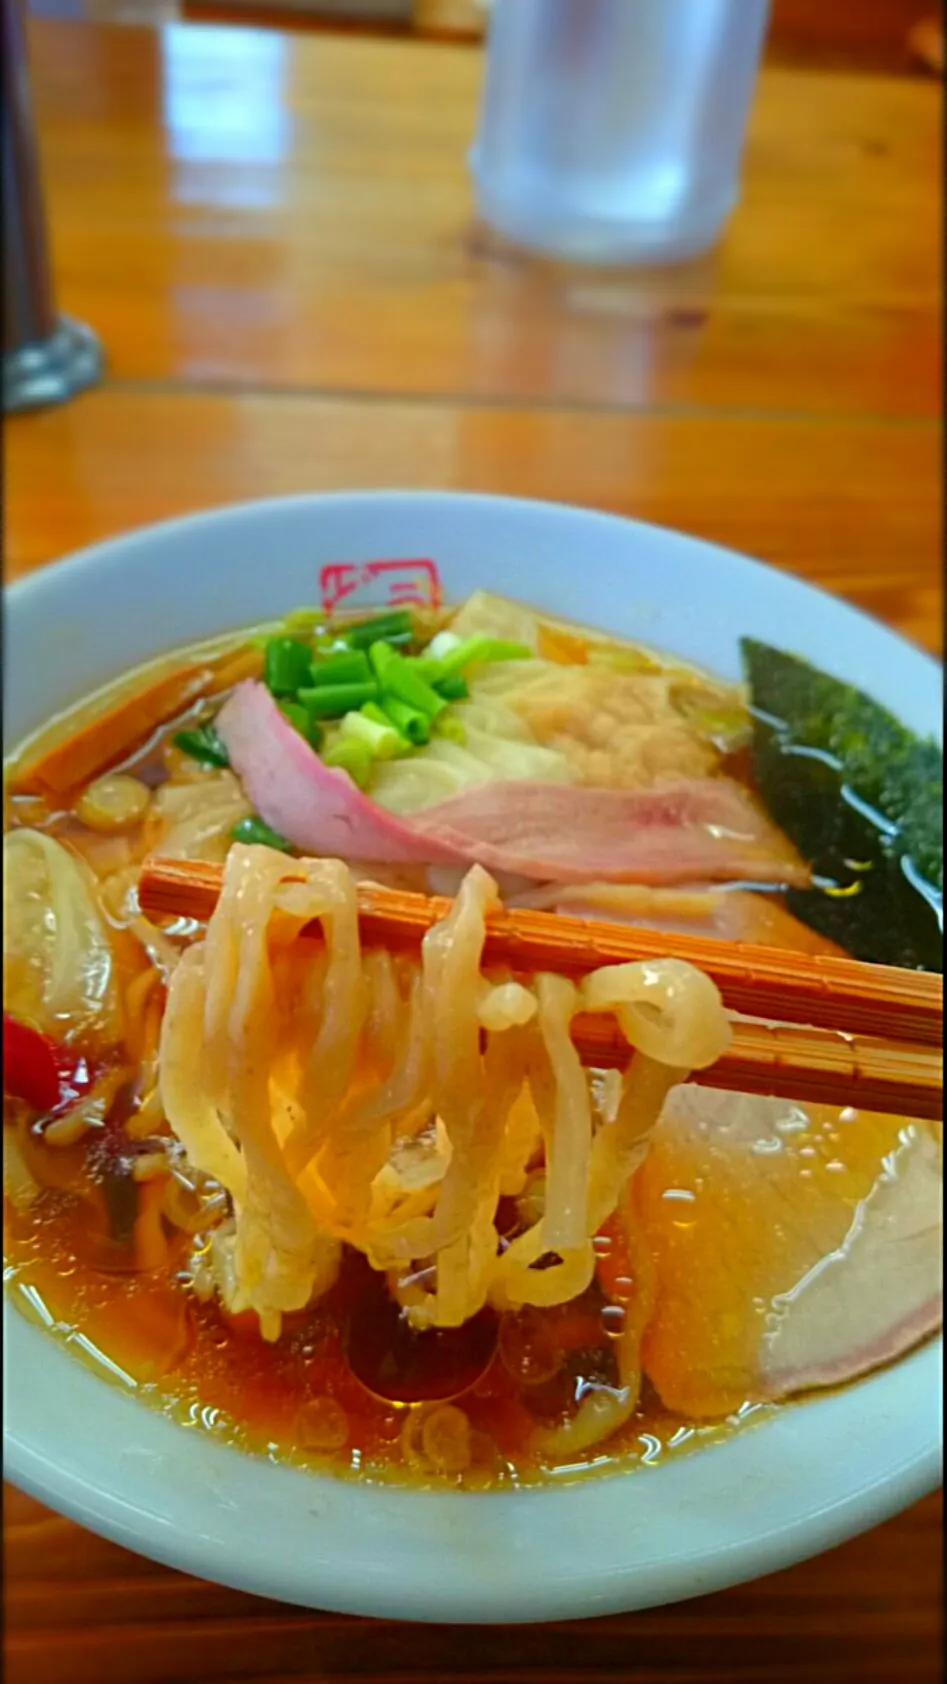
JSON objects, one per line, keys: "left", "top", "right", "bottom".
{"left": 3, "top": 620, "right": 884, "bottom": 1489}
{"left": 3, "top": 1162, "right": 760, "bottom": 1487}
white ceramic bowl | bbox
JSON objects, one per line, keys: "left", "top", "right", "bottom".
{"left": 3, "top": 492, "right": 942, "bottom": 1623}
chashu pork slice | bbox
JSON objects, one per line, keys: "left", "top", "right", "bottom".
{"left": 633, "top": 1088, "right": 942, "bottom": 1419}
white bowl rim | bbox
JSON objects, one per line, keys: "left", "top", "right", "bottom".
{"left": 3, "top": 489, "right": 942, "bottom": 1624}
{"left": 4, "top": 485, "right": 943, "bottom": 664}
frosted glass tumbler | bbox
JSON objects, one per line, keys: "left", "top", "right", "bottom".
{"left": 470, "top": 0, "right": 770, "bottom": 265}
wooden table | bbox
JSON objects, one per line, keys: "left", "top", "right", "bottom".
{"left": 4, "top": 20, "right": 943, "bottom": 1684}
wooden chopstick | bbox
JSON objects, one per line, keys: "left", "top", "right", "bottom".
{"left": 569, "top": 1014, "right": 942, "bottom": 1119}
{"left": 139, "top": 856, "right": 943, "bottom": 1121}
{"left": 140, "top": 857, "right": 943, "bottom": 1040}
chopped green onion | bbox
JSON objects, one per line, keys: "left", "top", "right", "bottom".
{"left": 434, "top": 674, "right": 469, "bottom": 702}
{"left": 432, "top": 714, "right": 467, "bottom": 746}
{"left": 370, "top": 642, "right": 447, "bottom": 719}
{"left": 361, "top": 700, "right": 411, "bottom": 752}
{"left": 340, "top": 709, "right": 403, "bottom": 761}
{"left": 323, "top": 737, "right": 373, "bottom": 789}
{"left": 277, "top": 699, "right": 322, "bottom": 748}
{"left": 264, "top": 636, "right": 313, "bottom": 697}
{"left": 173, "top": 724, "right": 230, "bottom": 769}
{"left": 436, "top": 635, "right": 532, "bottom": 682}
{"left": 404, "top": 656, "right": 443, "bottom": 682}
{"left": 298, "top": 680, "right": 380, "bottom": 720}
{"left": 361, "top": 699, "right": 398, "bottom": 728}
{"left": 343, "top": 610, "right": 414, "bottom": 651}
{"left": 283, "top": 606, "right": 326, "bottom": 634}
{"left": 231, "top": 815, "right": 291, "bottom": 851}
{"left": 427, "top": 630, "right": 462, "bottom": 660}
{"left": 367, "top": 639, "right": 396, "bottom": 681}
{"left": 308, "top": 649, "right": 372, "bottom": 688}
{"left": 341, "top": 630, "right": 412, "bottom": 655}
{"left": 380, "top": 695, "right": 430, "bottom": 746}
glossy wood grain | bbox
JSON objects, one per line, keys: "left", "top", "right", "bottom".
{"left": 409, "top": 0, "right": 942, "bottom": 71}
{"left": 28, "top": 21, "right": 941, "bottom": 417}
{"left": 4, "top": 18, "right": 943, "bottom": 1684}
{"left": 191, "top": 0, "right": 941, "bottom": 73}
{"left": 4, "top": 1483, "right": 943, "bottom": 1684}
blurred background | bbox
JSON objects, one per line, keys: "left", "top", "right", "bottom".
{"left": 19, "top": 0, "right": 947, "bottom": 72}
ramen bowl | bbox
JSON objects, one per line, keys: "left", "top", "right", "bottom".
{"left": 3, "top": 491, "right": 942, "bottom": 1622}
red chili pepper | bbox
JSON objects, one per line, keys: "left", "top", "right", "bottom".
{"left": 3, "top": 1013, "right": 95, "bottom": 1116}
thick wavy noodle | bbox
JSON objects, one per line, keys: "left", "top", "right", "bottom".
{"left": 158, "top": 845, "right": 730, "bottom": 1340}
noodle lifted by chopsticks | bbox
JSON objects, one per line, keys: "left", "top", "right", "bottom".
{"left": 158, "top": 845, "right": 730, "bottom": 1338}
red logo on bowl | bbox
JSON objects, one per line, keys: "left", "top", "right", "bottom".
{"left": 319, "top": 559, "right": 442, "bottom": 615}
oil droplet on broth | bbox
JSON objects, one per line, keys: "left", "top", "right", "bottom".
{"left": 609, "top": 1274, "right": 635, "bottom": 1305}
{"left": 297, "top": 1395, "right": 349, "bottom": 1453}
{"left": 661, "top": 1186, "right": 697, "bottom": 1230}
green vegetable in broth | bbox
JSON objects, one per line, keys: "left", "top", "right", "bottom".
{"left": 276, "top": 699, "right": 322, "bottom": 749}
{"left": 742, "top": 640, "right": 943, "bottom": 891}
{"left": 339, "top": 708, "right": 404, "bottom": 762}
{"left": 298, "top": 681, "right": 380, "bottom": 721}
{"left": 435, "top": 635, "right": 532, "bottom": 682}
{"left": 369, "top": 642, "right": 447, "bottom": 720}
{"left": 308, "top": 649, "right": 373, "bottom": 688}
{"left": 342, "top": 609, "right": 415, "bottom": 651}
{"left": 379, "top": 695, "right": 430, "bottom": 746}
{"left": 323, "top": 737, "right": 373, "bottom": 789}
{"left": 243, "top": 601, "right": 536, "bottom": 804}
{"left": 264, "top": 636, "right": 313, "bottom": 698}
{"left": 742, "top": 640, "right": 943, "bottom": 972}
{"left": 230, "top": 816, "right": 292, "bottom": 852}
{"left": 434, "top": 675, "right": 470, "bottom": 702}
{"left": 360, "top": 699, "right": 412, "bottom": 752}
{"left": 751, "top": 728, "right": 942, "bottom": 971}
{"left": 173, "top": 724, "right": 230, "bottom": 769}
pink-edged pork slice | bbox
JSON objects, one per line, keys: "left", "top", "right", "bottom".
{"left": 758, "top": 1125, "right": 942, "bottom": 1396}
{"left": 411, "top": 776, "right": 811, "bottom": 887}
{"left": 217, "top": 682, "right": 809, "bottom": 887}
{"left": 633, "top": 1088, "right": 942, "bottom": 1419}
{"left": 216, "top": 681, "right": 465, "bottom": 867}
